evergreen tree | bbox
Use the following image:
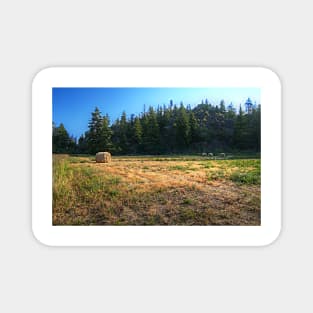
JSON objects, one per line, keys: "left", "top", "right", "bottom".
{"left": 189, "top": 111, "right": 199, "bottom": 145}
{"left": 233, "top": 105, "right": 245, "bottom": 150}
{"left": 133, "top": 116, "right": 142, "bottom": 146}
{"left": 78, "top": 133, "right": 88, "bottom": 154}
{"left": 160, "top": 105, "right": 172, "bottom": 153}
{"left": 111, "top": 118, "right": 122, "bottom": 154}
{"left": 176, "top": 104, "right": 190, "bottom": 150}
{"left": 142, "top": 107, "right": 160, "bottom": 153}
{"left": 100, "top": 114, "right": 113, "bottom": 150}
{"left": 85, "top": 107, "right": 112, "bottom": 154}
{"left": 215, "top": 100, "right": 227, "bottom": 145}
{"left": 53, "top": 123, "right": 76, "bottom": 153}
{"left": 118, "top": 111, "right": 129, "bottom": 153}
{"left": 219, "top": 100, "right": 226, "bottom": 113}
{"left": 245, "top": 105, "right": 261, "bottom": 150}
{"left": 86, "top": 107, "right": 102, "bottom": 154}
{"left": 255, "top": 104, "right": 261, "bottom": 151}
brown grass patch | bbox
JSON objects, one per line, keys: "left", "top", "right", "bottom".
{"left": 53, "top": 155, "right": 261, "bottom": 225}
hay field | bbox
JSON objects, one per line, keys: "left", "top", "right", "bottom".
{"left": 53, "top": 155, "right": 261, "bottom": 225}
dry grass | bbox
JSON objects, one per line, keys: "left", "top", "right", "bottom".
{"left": 53, "top": 155, "right": 261, "bottom": 225}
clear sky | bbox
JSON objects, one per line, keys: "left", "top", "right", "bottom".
{"left": 53, "top": 87, "right": 260, "bottom": 139}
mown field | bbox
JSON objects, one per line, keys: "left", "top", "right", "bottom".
{"left": 53, "top": 154, "right": 261, "bottom": 225}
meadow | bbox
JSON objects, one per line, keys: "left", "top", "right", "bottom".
{"left": 53, "top": 154, "right": 261, "bottom": 225}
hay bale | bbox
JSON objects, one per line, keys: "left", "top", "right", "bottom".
{"left": 95, "top": 152, "right": 111, "bottom": 163}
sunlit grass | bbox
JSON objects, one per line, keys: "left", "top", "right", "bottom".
{"left": 203, "top": 159, "right": 260, "bottom": 184}
{"left": 53, "top": 154, "right": 261, "bottom": 225}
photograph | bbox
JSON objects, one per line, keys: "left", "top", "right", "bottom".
{"left": 52, "top": 87, "right": 261, "bottom": 226}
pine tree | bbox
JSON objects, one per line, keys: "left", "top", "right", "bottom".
{"left": 234, "top": 105, "right": 245, "bottom": 150}
{"left": 119, "top": 111, "right": 129, "bottom": 153}
{"left": 78, "top": 134, "right": 88, "bottom": 154}
{"left": 255, "top": 104, "right": 261, "bottom": 151}
{"left": 86, "top": 107, "right": 112, "bottom": 154}
{"left": 219, "top": 100, "right": 226, "bottom": 113}
{"left": 133, "top": 117, "right": 142, "bottom": 146}
{"left": 216, "top": 100, "right": 226, "bottom": 144}
{"left": 142, "top": 106, "right": 160, "bottom": 153}
{"left": 111, "top": 118, "right": 121, "bottom": 154}
{"left": 245, "top": 105, "right": 261, "bottom": 150}
{"left": 160, "top": 105, "right": 172, "bottom": 153}
{"left": 53, "top": 123, "right": 76, "bottom": 153}
{"left": 86, "top": 107, "right": 102, "bottom": 154}
{"left": 176, "top": 104, "right": 190, "bottom": 150}
{"left": 100, "top": 114, "right": 113, "bottom": 151}
{"left": 189, "top": 111, "right": 199, "bottom": 145}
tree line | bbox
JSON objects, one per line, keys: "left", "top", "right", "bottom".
{"left": 53, "top": 99, "right": 261, "bottom": 155}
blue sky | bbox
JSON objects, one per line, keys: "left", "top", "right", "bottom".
{"left": 53, "top": 87, "right": 260, "bottom": 138}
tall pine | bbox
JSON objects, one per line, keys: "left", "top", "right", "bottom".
{"left": 86, "top": 107, "right": 112, "bottom": 154}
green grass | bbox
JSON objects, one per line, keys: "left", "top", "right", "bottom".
{"left": 53, "top": 158, "right": 75, "bottom": 207}
{"left": 67, "top": 156, "right": 95, "bottom": 163}
{"left": 203, "top": 159, "right": 260, "bottom": 184}
{"left": 168, "top": 164, "right": 197, "bottom": 172}
{"left": 116, "top": 153, "right": 260, "bottom": 162}
{"left": 168, "top": 165, "right": 189, "bottom": 171}
{"left": 53, "top": 156, "right": 123, "bottom": 224}
{"left": 230, "top": 170, "right": 260, "bottom": 185}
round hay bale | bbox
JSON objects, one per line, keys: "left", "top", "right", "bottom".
{"left": 95, "top": 152, "right": 112, "bottom": 163}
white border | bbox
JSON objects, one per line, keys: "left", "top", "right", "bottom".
{"left": 32, "top": 67, "right": 281, "bottom": 246}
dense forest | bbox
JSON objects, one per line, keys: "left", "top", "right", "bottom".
{"left": 53, "top": 98, "right": 260, "bottom": 155}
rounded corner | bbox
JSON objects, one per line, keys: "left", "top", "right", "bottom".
{"left": 31, "top": 225, "right": 53, "bottom": 247}
{"left": 258, "top": 66, "right": 282, "bottom": 88}
{"left": 260, "top": 224, "right": 282, "bottom": 247}
{"left": 32, "top": 67, "right": 55, "bottom": 88}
